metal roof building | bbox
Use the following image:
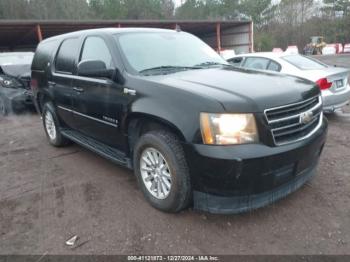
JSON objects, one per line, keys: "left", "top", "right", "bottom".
{"left": 0, "top": 20, "right": 253, "bottom": 53}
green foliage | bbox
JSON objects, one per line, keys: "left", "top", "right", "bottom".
{"left": 176, "top": 0, "right": 219, "bottom": 19}
{"left": 175, "top": 0, "right": 241, "bottom": 19}
{"left": 255, "top": 32, "right": 275, "bottom": 51}
{"left": 240, "top": 0, "right": 272, "bottom": 29}
{"left": 0, "top": 0, "right": 174, "bottom": 20}
{"left": 89, "top": 0, "right": 175, "bottom": 19}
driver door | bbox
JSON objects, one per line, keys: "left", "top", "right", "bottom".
{"left": 71, "top": 35, "right": 125, "bottom": 150}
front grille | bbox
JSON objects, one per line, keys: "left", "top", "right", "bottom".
{"left": 264, "top": 96, "right": 323, "bottom": 146}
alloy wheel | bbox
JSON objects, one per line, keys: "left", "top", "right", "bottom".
{"left": 140, "top": 147, "right": 172, "bottom": 200}
{"left": 44, "top": 110, "right": 57, "bottom": 140}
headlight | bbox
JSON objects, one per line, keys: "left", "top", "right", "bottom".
{"left": 0, "top": 75, "right": 22, "bottom": 88}
{"left": 200, "top": 113, "right": 258, "bottom": 145}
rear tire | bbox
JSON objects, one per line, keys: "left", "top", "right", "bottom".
{"left": 42, "top": 102, "right": 70, "bottom": 147}
{"left": 133, "top": 130, "right": 191, "bottom": 213}
{"left": 0, "top": 96, "right": 8, "bottom": 117}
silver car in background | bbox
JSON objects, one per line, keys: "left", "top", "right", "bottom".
{"left": 228, "top": 52, "right": 350, "bottom": 112}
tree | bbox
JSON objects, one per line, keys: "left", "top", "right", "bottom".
{"left": 322, "top": 0, "right": 350, "bottom": 18}
{"left": 0, "top": 0, "right": 30, "bottom": 19}
{"left": 175, "top": 0, "right": 209, "bottom": 19}
{"left": 89, "top": 0, "right": 174, "bottom": 19}
{"left": 239, "top": 0, "right": 273, "bottom": 30}
{"left": 160, "top": 0, "right": 175, "bottom": 19}
{"left": 27, "top": 0, "right": 91, "bottom": 20}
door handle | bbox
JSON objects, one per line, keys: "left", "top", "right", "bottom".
{"left": 123, "top": 88, "right": 136, "bottom": 96}
{"left": 73, "top": 87, "right": 84, "bottom": 93}
{"left": 48, "top": 81, "right": 56, "bottom": 87}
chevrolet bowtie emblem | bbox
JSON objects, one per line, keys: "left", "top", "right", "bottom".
{"left": 300, "top": 111, "right": 313, "bottom": 124}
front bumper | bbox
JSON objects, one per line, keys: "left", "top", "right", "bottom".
{"left": 184, "top": 117, "right": 328, "bottom": 214}
{"left": 8, "top": 89, "right": 34, "bottom": 111}
{"left": 322, "top": 85, "right": 350, "bottom": 112}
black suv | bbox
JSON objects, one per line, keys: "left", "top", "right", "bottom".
{"left": 31, "top": 28, "right": 327, "bottom": 214}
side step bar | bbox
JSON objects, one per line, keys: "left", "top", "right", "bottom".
{"left": 61, "top": 129, "right": 132, "bottom": 169}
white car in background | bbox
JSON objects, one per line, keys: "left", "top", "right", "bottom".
{"left": 227, "top": 52, "right": 350, "bottom": 112}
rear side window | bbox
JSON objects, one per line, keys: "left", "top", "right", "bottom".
{"left": 55, "top": 38, "right": 80, "bottom": 74}
{"left": 243, "top": 57, "right": 270, "bottom": 70}
{"left": 80, "top": 36, "right": 113, "bottom": 68}
{"left": 267, "top": 61, "right": 281, "bottom": 72}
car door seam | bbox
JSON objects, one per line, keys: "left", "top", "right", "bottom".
{"left": 57, "top": 105, "right": 118, "bottom": 128}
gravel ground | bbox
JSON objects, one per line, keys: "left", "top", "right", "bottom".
{"left": 0, "top": 55, "right": 349, "bottom": 255}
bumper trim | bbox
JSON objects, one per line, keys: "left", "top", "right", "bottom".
{"left": 193, "top": 162, "right": 318, "bottom": 214}
{"left": 323, "top": 100, "right": 349, "bottom": 112}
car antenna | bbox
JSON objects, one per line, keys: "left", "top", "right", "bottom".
{"left": 175, "top": 24, "right": 182, "bottom": 32}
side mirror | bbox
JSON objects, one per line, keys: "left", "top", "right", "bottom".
{"left": 77, "top": 60, "right": 114, "bottom": 79}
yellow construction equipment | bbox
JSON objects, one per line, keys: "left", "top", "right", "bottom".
{"left": 304, "top": 36, "right": 327, "bottom": 55}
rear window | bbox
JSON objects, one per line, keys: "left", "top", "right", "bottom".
{"left": 55, "top": 38, "right": 80, "bottom": 74}
{"left": 282, "top": 55, "right": 327, "bottom": 70}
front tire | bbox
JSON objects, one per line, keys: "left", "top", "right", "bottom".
{"left": 133, "top": 130, "right": 191, "bottom": 213}
{"left": 42, "top": 102, "right": 70, "bottom": 147}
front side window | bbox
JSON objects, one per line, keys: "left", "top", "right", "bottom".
{"left": 55, "top": 38, "right": 80, "bottom": 74}
{"left": 116, "top": 32, "right": 227, "bottom": 74}
{"left": 80, "top": 36, "right": 113, "bottom": 68}
{"left": 282, "top": 55, "right": 327, "bottom": 70}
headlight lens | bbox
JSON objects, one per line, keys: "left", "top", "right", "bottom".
{"left": 200, "top": 113, "right": 258, "bottom": 145}
{"left": 0, "top": 75, "right": 22, "bottom": 88}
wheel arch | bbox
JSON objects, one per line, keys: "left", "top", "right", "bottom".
{"left": 124, "top": 112, "right": 187, "bottom": 155}
{"left": 37, "top": 90, "right": 54, "bottom": 114}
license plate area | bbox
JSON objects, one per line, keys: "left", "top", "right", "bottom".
{"left": 335, "top": 79, "right": 344, "bottom": 90}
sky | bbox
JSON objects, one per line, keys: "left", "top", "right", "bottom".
{"left": 173, "top": 0, "right": 183, "bottom": 8}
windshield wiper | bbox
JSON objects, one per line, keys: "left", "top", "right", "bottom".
{"left": 195, "top": 61, "right": 229, "bottom": 67}
{"left": 140, "top": 65, "right": 201, "bottom": 75}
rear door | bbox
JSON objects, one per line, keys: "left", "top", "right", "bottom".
{"left": 52, "top": 37, "right": 81, "bottom": 129}
{"left": 71, "top": 35, "right": 126, "bottom": 150}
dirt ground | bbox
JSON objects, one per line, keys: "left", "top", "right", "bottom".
{"left": 0, "top": 55, "right": 349, "bottom": 255}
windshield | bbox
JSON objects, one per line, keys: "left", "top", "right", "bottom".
{"left": 0, "top": 53, "right": 34, "bottom": 65}
{"left": 116, "top": 32, "right": 227, "bottom": 74}
{"left": 282, "top": 55, "right": 327, "bottom": 70}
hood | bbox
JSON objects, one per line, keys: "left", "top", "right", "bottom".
{"left": 0, "top": 64, "right": 32, "bottom": 78}
{"left": 147, "top": 67, "right": 319, "bottom": 113}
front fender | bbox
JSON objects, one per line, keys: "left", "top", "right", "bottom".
{"left": 124, "top": 96, "right": 200, "bottom": 143}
